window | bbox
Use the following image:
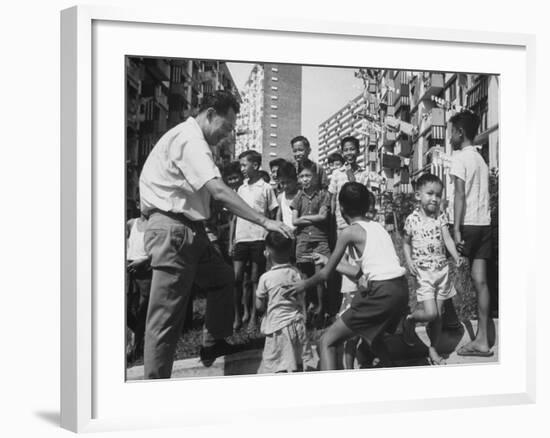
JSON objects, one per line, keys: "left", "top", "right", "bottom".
{"left": 271, "top": 77, "right": 278, "bottom": 82}
{"left": 270, "top": 123, "right": 277, "bottom": 128}
{"left": 270, "top": 114, "right": 278, "bottom": 119}
{"left": 448, "top": 78, "right": 457, "bottom": 102}
{"left": 270, "top": 105, "right": 278, "bottom": 110}
{"left": 269, "top": 152, "right": 277, "bottom": 157}
{"left": 271, "top": 86, "right": 278, "bottom": 91}
{"left": 271, "top": 95, "right": 278, "bottom": 100}
{"left": 271, "top": 67, "right": 279, "bottom": 72}
{"left": 270, "top": 133, "right": 277, "bottom": 138}
{"left": 269, "top": 142, "right": 277, "bottom": 147}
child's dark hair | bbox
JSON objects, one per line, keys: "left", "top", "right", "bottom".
{"left": 327, "top": 152, "right": 344, "bottom": 164}
{"left": 269, "top": 158, "right": 287, "bottom": 170}
{"left": 291, "top": 135, "right": 310, "bottom": 149}
{"left": 277, "top": 161, "right": 297, "bottom": 181}
{"left": 340, "top": 136, "right": 360, "bottom": 153}
{"left": 299, "top": 160, "right": 317, "bottom": 175}
{"left": 367, "top": 190, "right": 376, "bottom": 210}
{"left": 449, "top": 110, "right": 480, "bottom": 141}
{"left": 415, "top": 173, "right": 443, "bottom": 191}
{"left": 238, "top": 149, "right": 262, "bottom": 167}
{"left": 338, "top": 182, "right": 370, "bottom": 217}
{"left": 222, "top": 161, "right": 241, "bottom": 179}
{"left": 258, "top": 170, "right": 271, "bottom": 183}
{"left": 265, "top": 231, "right": 293, "bottom": 255}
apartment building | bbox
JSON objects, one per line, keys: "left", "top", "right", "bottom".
{"left": 236, "top": 63, "right": 302, "bottom": 168}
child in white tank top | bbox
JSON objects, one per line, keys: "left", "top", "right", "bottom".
{"left": 283, "top": 182, "right": 408, "bottom": 370}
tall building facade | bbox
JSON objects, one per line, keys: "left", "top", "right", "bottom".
{"left": 126, "top": 57, "right": 239, "bottom": 216}
{"left": 236, "top": 63, "right": 302, "bottom": 169}
{"left": 318, "top": 69, "right": 499, "bottom": 199}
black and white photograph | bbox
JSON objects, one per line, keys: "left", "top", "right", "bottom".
{"left": 124, "top": 57, "right": 499, "bottom": 381}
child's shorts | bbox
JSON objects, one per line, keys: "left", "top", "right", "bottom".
{"left": 340, "top": 276, "right": 409, "bottom": 345}
{"left": 258, "top": 318, "right": 318, "bottom": 373}
{"left": 338, "top": 291, "right": 358, "bottom": 317}
{"left": 295, "top": 238, "right": 330, "bottom": 264}
{"left": 460, "top": 225, "right": 492, "bottom": 261}
{"left": 416, "top": 264, "right": 457, "bottom": 302}
{"left": 233, "top": 241, "right": 266, "bottom": 266}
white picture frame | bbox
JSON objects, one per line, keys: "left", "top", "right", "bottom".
{"left": 60, "top": 5, "right": 536, "bottom": 433}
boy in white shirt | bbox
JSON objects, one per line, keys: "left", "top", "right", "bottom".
{"left": 449, "top": 111, "right": 494, "bottom": 357}
{"left": 233, "top": 150, "right": 278, "bottom": 330}
{"left": 255, "top": 232, "right": 317, "bottom": 373}
{"left": 401, "top": 173, "right": 463, "bottom": 365}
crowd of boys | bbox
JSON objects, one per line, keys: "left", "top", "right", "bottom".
{"left": 127, "top": 89, "right": 495, "bottom": 377}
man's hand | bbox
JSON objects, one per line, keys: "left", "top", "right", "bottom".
{"left": 455, "top": 256, "right": 465, "bottom": 268}
{"left": 454, "top": 228, "right": 465, "bottom": 254}
{"left": 264, "top": 219, "right": 294, "bottom": 239}
{"left": 127, "top": 258, "right": 148, "bottom": 273}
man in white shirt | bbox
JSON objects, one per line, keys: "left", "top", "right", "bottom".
{"left": 449, "top": 110, "right": 494, "bottom": 358}
{"left": 139, "top": 91, "right": 292, "bottom": 379}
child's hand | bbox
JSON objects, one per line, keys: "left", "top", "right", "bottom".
{"left": 312, "top": 252, "right": 328, "bottom": 266}
{"left": 281, "top": 280, "right": 306, "bottom": 298}
{"left": 407, "top": 261, "right": 419, "bottom": 276}
{"left": 455, "top": 256, "right": 465, "bottom": 268}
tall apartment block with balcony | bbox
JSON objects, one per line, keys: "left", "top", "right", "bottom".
{"left": 125, "top": 57, "right": 239, "bottom": 216}
{"left": 236, "top": 64, "right": 302, "bottom": 168}
{"left": 318, "top": 94, "right": 369, "bottom": 175}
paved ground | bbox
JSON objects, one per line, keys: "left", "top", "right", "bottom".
{"left": 126, "top": 319, "right": 498, "bottom": 381}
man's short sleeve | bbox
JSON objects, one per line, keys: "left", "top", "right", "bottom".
{"left": 169, "top": 132, "right": 221, "bottom": 190}
{"left": 449, "top": 153, "right": 466, "bottom": 182}
{"left": 438, "top": 212, "right": 450, "bottom": 228}
{"left": 320, "top": 190, "right": 331, "bottom": 208}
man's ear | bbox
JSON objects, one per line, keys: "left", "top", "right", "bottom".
{"left": 414, "top": 191, "right": 421, "bottom": 201}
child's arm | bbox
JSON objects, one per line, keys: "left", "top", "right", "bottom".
{"left": 255, "top": 277, "right": 267, "bottom": 313}
{"left": 275, "top": 195, "right": 283, "bottom": 222}
{"left": 442, "top": 224, "right": 462, "bottom": 265}
{"left": 292, "top": 208, "right": 313, "bottom": 226}
{"left": 452, "top": 175, "right": 466, "bottom": 253}
{"left": 228, "top": 215, "right": 236, "bottom": 256}
{"left": 284, "top": 226, "right": 355, "bottom": 295}
{"left": 402, "top": 232, "right": 418, "bottom": 276}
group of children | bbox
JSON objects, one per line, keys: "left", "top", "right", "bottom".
{"left": 128, "top": 109, "right": 494, "bottom": 373}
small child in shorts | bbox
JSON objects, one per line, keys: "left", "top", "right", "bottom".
{"left": 402, "top": 173, "right": 463, "bottom": 365}
{"left": 256, "top": 232, "right": 318, "bottom": 373}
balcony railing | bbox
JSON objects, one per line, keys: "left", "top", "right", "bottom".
{"left": 420, "top": 73, "right": 444, "bottom": 101}
{"left": 419, "top": 107, "right": 445, "bottom": 137}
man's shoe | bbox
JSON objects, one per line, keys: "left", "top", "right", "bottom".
{"left": 199, "top": 340, "right": 236, "bottom": 367}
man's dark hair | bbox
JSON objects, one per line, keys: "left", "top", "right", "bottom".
{"left": 415, "top": 173, "right": 443, "bottom": 191}
{"left": 269, "top": 158, "right": 287, "bottom": 170}
{"left": 222, "top": 161, "right": 241, "bottom": 179}
{"left": 290, "top": 135, "right": 310, "bottom": 149}
{"left": 258, "top": 170, "right": 271, "bottom": 183}
{"left": 238, "top": 149, "right": 262, "bottom": 166}
{"left": 198, "top": 90, "right": 240, "bottom": 116}
{"left": 277, "top": 161, "right": 297, "bottom": 181}
{"left": 338, "top": 182, "right": 371, "bottom": 217}
{"left": 299, "top": 160, "right": 318, "bottom": 175}
{"left": 327, "top": 152, "right": 344, "bottom": 164}
{"left": 449, "top": 110, "right": 480, "bottom": 141}
{"left": 340, "top": 136, "right": 361, "bottom": 153}
{"left": 265, "top": 231, "right": 293, "bottom": 255}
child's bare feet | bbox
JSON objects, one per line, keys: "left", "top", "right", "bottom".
{"left": 233, "top": 317, "right": 242, "bottom": 332}
{"left": 241, "top": 310, "right": 250, "bottom": 324}
{"left": 428, "top": 347, "right": 446, "bottom": 365}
